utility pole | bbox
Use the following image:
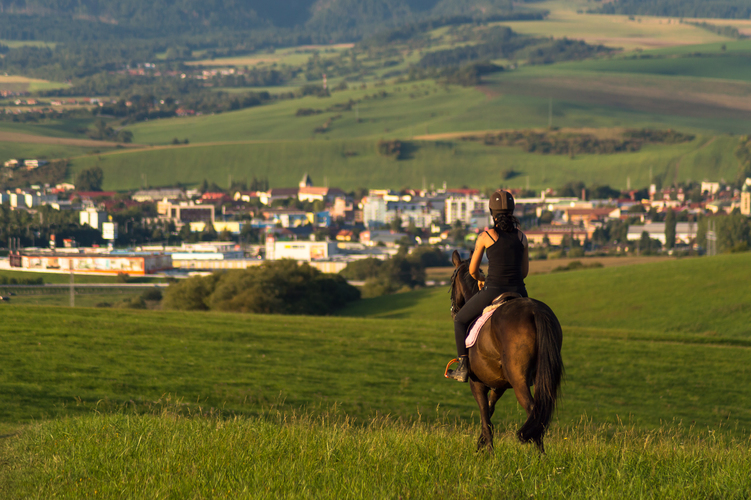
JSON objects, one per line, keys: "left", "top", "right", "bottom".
{"left": 69, "top": 269, "right": 75, "bottom": 308}
{"left": 548, "top": 96, "right": 552, "bottom": 129}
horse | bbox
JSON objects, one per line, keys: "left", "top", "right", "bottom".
{"left": 448, "top": 250, "right": 564, "bottom": 453}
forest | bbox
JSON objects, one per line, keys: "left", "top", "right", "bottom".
{"left": 593, "top": 0, "right": 751, "bottom": 19}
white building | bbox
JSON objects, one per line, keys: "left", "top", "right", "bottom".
{"left": 445, "top": 195, "right": 490, "bottom": 226}
{"left": 627, "top": 222, "right": 698, "bottom": 245}
{"left": 80, "top": 208, "right": 107, "bottom": 231}
{"left": 362, "top": 196, "right": 388, "bottom": 228}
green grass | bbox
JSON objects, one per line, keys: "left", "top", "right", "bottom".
{"left": 2, "top": 412, "right": 749, "bottom": 499}
{"left": 0, "top": 141, "right": 107, "bottom": 162}
{"left": 1, "top": 244, "right": 751, "bottom": 497}
{"left": 69, "top": 133, "right": 741, "bottom": 191}
{"left": 0, "top": 269, "right": 163, "bottom": 284}
{"left": 0, "top": 117, "right": 105, "bottom": 139}
{"left": 346, "top": 253, "right": 751, "bottom": 343}
{"left": 1, "top": 253, "right": 750, "bottom": 436}
{"left": 569, "top": 54, "right": 751, "bottom": 82}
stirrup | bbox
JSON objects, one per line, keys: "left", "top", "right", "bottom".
{"left": 444, "top": 358, "right": 459, "bottom": 378}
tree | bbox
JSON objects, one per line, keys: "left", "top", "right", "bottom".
{"left": 74, "top": 166, "right": 104, "bottom": 191}
{"left": 164, "top": 261, "right": 359, "bottom": 314}
{"left": 665, "top": 208, "right": 676, "bottom": 249}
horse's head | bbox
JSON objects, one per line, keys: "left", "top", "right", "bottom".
{"left": 449, "top": 250, "right": 479, "bottom": 320}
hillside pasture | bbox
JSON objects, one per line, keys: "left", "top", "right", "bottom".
{"left": 68, "top": 132, "right": 739, "bottom": 192}
{"left": 0, "top": 141, "right": 110, "bottom": 164}
{"left": 1, "top": 254, "right": 750, "bottom": 436}
{"left": 2, "top": 253, "right": 751, "bottom": 496}
{"left": 2, "top": 412, "right": 749, "bottom": 499}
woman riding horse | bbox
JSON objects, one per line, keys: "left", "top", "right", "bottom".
{"left": 447, "top": 189, "right": 529, "bottom": 382}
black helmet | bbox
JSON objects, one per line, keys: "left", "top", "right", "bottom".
{"left": 489, "top": 190, "right": 514, "bottom": 214}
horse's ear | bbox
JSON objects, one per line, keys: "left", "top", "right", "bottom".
{"left": 451, "top": 250, "right": 462, "bottom": 268}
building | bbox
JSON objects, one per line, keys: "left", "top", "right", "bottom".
{"left": 445, "top": 195, "right": 490, "bottom": 227}
{"left": 258, "top": 188, "right": 299, "bottom": 205}
{"left": 525, "top": 226, "right": 593, "bottom": 246}
{"left": 160, "top": 201, "right": 215, "bottom": 227}
{"left": 79, "top": 208, "right": 107, "bottom": 231}
{"left": 626, "top": 222, "right": 698, "bottom": 245}
{"left": 741, "top": 178, "right": 751, "bottom": 216}
{"left": 131, "top": 188, "right": 186, "bottom": 202}
{"left": 359, "top": 230, "right": 410, "bottom": 247}
{"left": 265, "top": 235, "right": 337, "bottom": 261}
{"left": 11, "top": 250, "right": 172, "bottom": 275}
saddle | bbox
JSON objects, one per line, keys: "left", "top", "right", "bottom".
{"left": 482, "top": 292, "right": 522, "bottom": 315}
{"left": 464, "top": 292, "right": 523, "bottom": 349}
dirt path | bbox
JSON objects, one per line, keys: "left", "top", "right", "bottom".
{"left": 0, "top": 131, "right": 144, "bottom": 148}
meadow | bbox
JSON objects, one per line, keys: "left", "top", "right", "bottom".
{"left": 1, "top": 253, "right": 750, "bottom": 497}
{"left": 69, "top": 132, "right": 740, "bottom": 192}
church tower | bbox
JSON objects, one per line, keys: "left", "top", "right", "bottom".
{"left": 299, "top": 173, "right": 313, "bottom": 188}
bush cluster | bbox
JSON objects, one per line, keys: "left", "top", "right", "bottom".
{"left": 472, "top": 129, "right": 694, "bottom": 156}
{"left": 163, "top": 260, "right": 360, "bottom": 314}
{"left": 376, "top": 139, "right": 404, "bottom": 159}
{"left": 340, "top": 246, "right": 448, "bottom": 297}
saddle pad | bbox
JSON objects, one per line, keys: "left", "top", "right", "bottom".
{"left": 466, "top": 308, "right": 494, "bottom": 348}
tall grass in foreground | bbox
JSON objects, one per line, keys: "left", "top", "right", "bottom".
{"left": 2, "top": 406, "right": 749, "bottom": 499}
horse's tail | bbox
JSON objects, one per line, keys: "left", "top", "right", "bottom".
{"left": 518, "top": 301, "right": 564, "bottom": 444}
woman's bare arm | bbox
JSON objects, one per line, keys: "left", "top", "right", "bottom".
{"left": 520, "top": 231, "right": 529, "bottom": 278}
{"left": 468, "top": 233, "right": 487, "bottom": 281}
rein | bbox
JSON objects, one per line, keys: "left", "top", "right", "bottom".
{"left": 449, "top": 260, "right": 479, "bottom": 315}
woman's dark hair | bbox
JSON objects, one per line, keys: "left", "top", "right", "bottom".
{"left": 492, "top": 211, "right": 520, "bottom": 233}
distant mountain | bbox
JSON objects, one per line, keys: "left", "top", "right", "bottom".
{"left": 594, "top": 0, "right": 751, "bottom": 19}
{"left": 0, "top": 0, "right": 540, "bottom": 41}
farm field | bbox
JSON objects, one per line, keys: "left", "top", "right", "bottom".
{"left": 69, "top": 133, "right": 740, "bottom": 192}
{"left": 498, "top": 0, "right": 733, "bottom": 51}
{"left": 1, "top": 253, "right": 751, "bottom": 497}
{"left": 0, "top": 75, "right": 67, "bottom": 93}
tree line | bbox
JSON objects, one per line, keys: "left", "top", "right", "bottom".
{"left": 592, "top": 0, "right": 751, "bottom": 19}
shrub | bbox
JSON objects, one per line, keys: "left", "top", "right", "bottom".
{"left": 163, "top": 261, "right": 359, "bottom": 314}
{"left": 141, "top": 288, "right": 163, "bottom": 301}
{"left": 376, "top": 139, "right": 403, "bottom": 159}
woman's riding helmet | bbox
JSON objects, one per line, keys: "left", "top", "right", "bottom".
{"left": 489, "top": 189, "right": 515, "bottom": 215}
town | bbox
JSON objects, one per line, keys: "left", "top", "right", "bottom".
{"left": 3, "top": 159, "right": 750, "bottom": 277}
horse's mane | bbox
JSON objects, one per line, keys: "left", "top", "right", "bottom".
{"left": 449, "top": 259, "right": 479, "bottom": 313}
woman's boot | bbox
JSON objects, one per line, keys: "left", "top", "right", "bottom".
{"left": 447, "top": 355, "right": 469, "bottom": 382}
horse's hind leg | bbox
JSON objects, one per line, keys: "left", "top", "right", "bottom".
{"left": 488, "top": 386, "right": 507, "bottom": 419}
{"left": 470, "top": 380, "right": 494, "bottom": 452}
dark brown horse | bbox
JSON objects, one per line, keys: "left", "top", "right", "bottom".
{"left": 449, "top": 250, "right": 564, "bottom": 452}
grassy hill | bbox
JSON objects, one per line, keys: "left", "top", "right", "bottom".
{"left": 1, "top": 253, "right": 749, "bottom": 433}
{"left": 2, "top": 253, "right": 751, "bottom": 497}
{"left": 68, "top": 132, "right": 740, "bottom": 192}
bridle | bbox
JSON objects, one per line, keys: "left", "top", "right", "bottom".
{"left": 449, "top": 259, "right": 479, "bottom": 319}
